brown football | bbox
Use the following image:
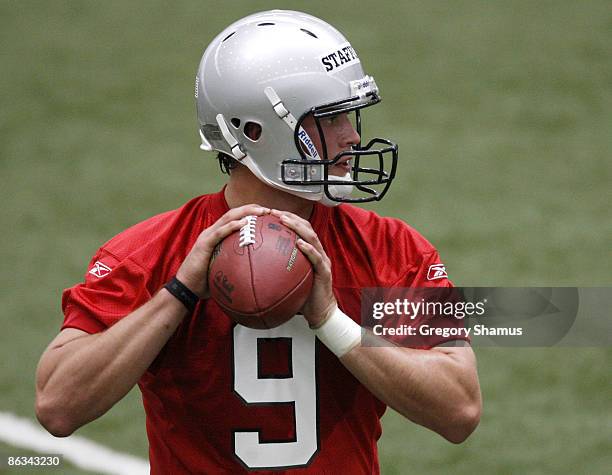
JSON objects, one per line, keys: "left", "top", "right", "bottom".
{"left": 208, "top": 214, "right": 314, "bottom": 329}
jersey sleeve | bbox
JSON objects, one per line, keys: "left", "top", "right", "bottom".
{"left": 385, "top": 248, "right": 470, "bottom": 349}
{"left": 61, "top": 248, "right": 153, "bottom": 334}
{"left": 411, "top": 249, "right": 451, "bottom": 288}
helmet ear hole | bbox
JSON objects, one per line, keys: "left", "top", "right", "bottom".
{"left": 230, "top": 118, "right": 241, "bottom": 128}
{"left": 244, "top": 122, "right": 262, "bottom": 141}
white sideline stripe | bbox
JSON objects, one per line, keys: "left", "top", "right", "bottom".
{"left": 0, "top": 412, "right": 149, "bottom": 475}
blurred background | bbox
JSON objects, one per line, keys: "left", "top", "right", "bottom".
{"left": 1, "top": 0, "right": 610, "bottom": 473}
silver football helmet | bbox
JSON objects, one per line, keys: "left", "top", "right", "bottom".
{"left": 195, "top": 10, "right": 398, "bottom": 204}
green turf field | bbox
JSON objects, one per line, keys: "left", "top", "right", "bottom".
{"left": 1, "top": 1, "right": 610, "bottom": 473}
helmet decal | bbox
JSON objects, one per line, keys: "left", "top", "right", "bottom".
{"left": 296, "top": 127, "right": 320, "bottom": 160}
{"left": 319, "top": 42, "right": 360, "bottom": 74}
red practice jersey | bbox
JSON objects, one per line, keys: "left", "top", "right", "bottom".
{"left": 62, "top": 189, "right": 466, "bottom": 474}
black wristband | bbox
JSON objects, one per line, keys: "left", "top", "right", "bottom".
{"left": 164, "top": 276, "right": 200, "bottom": 312}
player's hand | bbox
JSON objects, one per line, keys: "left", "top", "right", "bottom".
{"left": 177, "top": 204, "right": 270, "bottom": 298}
{"left": 270, "top": 209, "right": 337, "bottom": 328}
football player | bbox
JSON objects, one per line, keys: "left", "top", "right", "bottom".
{"left": 36, "top": 10, "right": 481, "bottom": 474}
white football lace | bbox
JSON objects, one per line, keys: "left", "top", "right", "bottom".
{"left": 238, "top": 215, "right": 257, "bottom": 247}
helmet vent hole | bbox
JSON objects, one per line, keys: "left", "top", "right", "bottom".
{"left": 257, "top": 22, "right": 275, "bottom": 26}
{"left": 230, "top": 118, "right": 241, "bottom": 128}
{"left": 244, "top": 122, "right": 262, "bottom": 141}
{"left": 300, "top": 28, "right": 318, "bottom": 39}
{"left": 222, "top": 31, "right": 236, "bottom": 42}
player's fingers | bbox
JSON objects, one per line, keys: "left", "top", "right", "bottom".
{"left": 271, "top": 209, "right": 310, "bottom": 228}
{"left": 296, "top": 239, "right": 331, "bottom": 279}
{"left": 270, "top": 208, "right": 292, "bottom": 218}
{"left": 211, "top": 217, "right": 249, "bottom": 242}
{"left": 278, "top": 214, "right": 326, "bottom": 256}
{"left": 179, "top": 216, "right": 249, "bottom": 297}
{"left": 218, "top": 204, "right": 270, "bottom": 226}
{"left": 273, "top": 210, "right": 314, "bottom": 239}
{"left": 198, "top": 217, "right": 247, "bottom": 251}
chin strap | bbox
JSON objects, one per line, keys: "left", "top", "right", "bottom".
{"left": 266, "top": 85, "right": 324, "bottom": 180}
{"left": 265, "top": 87, "right": 319, "bottom": 159}
{"left": 265, "top": 87, "right": 298, "bottom": 130}
{"left": 216, "top": 114, "right": 246, "bottom": 160}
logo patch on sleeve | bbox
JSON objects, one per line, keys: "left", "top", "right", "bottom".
{"left": 89, "top": 261, "right": 112, "bottom": 278}
{"left": 427, "top": 264, "right": 448, "bottom": 281}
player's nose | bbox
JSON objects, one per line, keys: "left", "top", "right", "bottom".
{"left": 339, "top": 115, "right": 360, "bottom": 148}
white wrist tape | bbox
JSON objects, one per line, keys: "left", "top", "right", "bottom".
{"left": 313, "top": 306, "right": 361, "bottom": 357}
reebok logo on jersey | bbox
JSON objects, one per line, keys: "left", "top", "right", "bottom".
{"left": 427, "top": 264, "right": 448, "bottom": 281}
{"left": 89, "top": 261, "right": 112, "bottom": 278}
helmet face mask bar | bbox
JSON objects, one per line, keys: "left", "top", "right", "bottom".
{"left": 283, "top": 91, "right": 399, "bottom": 203}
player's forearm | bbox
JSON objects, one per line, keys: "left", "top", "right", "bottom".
{"left": 339, "top": 341, "right": 481, "bottom": 444}
{"left": 36, "top": 290, "right": 186, "bottom": 437}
